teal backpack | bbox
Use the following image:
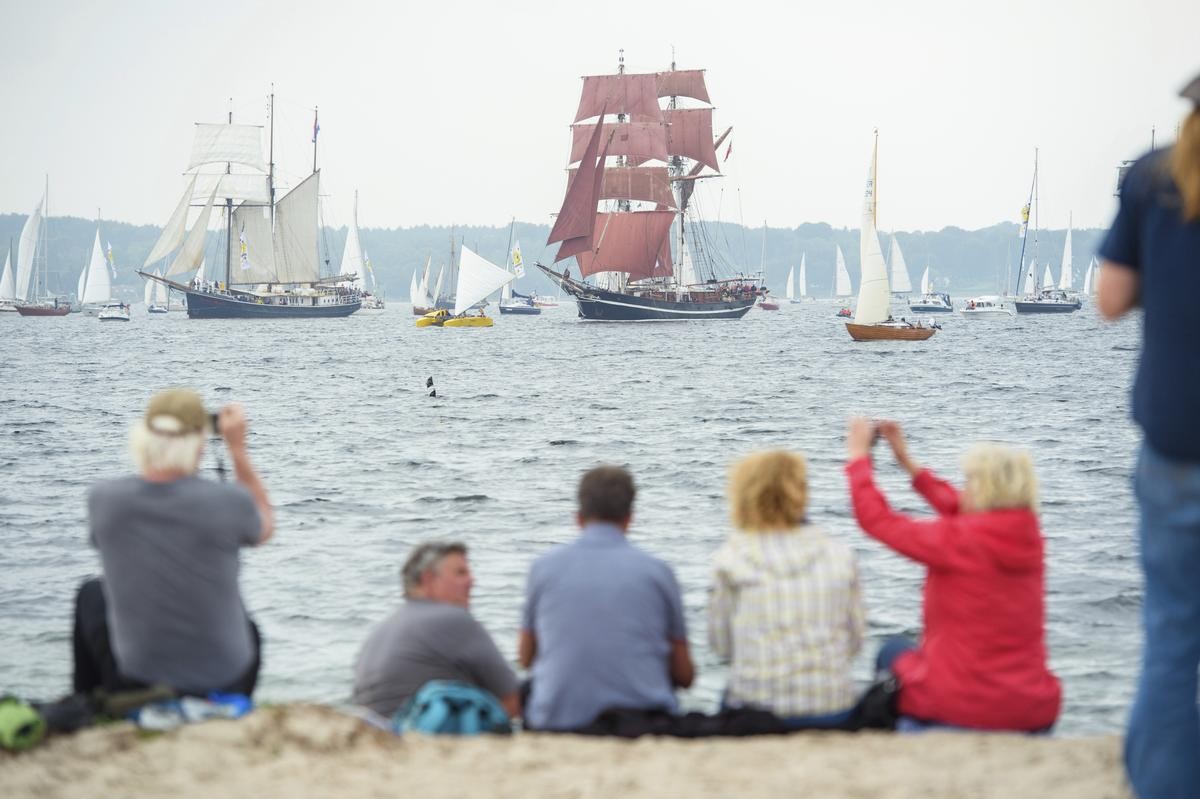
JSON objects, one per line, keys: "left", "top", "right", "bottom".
{"left": 394, "top": 681, "right": 511, "bottom": 736}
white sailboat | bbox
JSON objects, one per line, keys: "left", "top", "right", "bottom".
{"left": 0, "top": 246, "right": 16, "bottom": 311}
{"left": 340, "top": 191, "right": 383, "bottom": 312}
{"left": 416, "top": 246, "right": 514, "bottom": 328}
{"left": 1081, "top": 256, "right": 1097, "bottom": 297}
{"left": 798, "top": 253, "right": 808, "bottom": 301}
{"left": 887, "top": 235, "right": 912, "bottom": 296}
{"left": 78, "top": 229, "right": 113, "bottom": 314}
{"left": 14, "top": 186, "right": 70, "bottom": 316}
{"left": 845, "top": 131, "right": 934, "bottom": 341}
{"left": 1057, "top": 220, "right": 1074, "bottom": 290}
{"left": 411, "top": 256, "right": 434, "bottom": 314}
{"left": 1012, "top": 151, "right": 1079, "bottom": 314}
{"left": 499, "top": 232, "right": 540, "bottom": 315}
{"left": 834, "top": 245, "right": 852, "bottom": 299}
{"left": 784, "top": 265, "right": 795, "bottom": 302}
{"left": 145, "top": 268, "right": 169, "bottom": 313}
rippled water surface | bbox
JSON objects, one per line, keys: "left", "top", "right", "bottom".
{"left": 0, "top": 302, "right": 1144, "bottom": 734}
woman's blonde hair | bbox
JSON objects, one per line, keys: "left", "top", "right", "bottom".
{"left": 961, "top": 443, "right": 1038, "bottom": 512}
{"left": 128, "top": 417, "right": 204, "bottom": 474}
{"left": 728, "top": 450, "right": 808, "bottom": 531}
{"left": 1170, "top": 108, "right": 1200, "bottom": 221}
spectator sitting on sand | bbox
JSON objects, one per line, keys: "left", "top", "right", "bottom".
{"left": 708, "top": 450, "right": 865, "bottom": 728}
{"left": 353, "top": 541, "right": 519, "bottom": 720}
{"left": 76, "top": 389, "right": 274, "bottom": 698}
{"left": 519, "top": 466, "right": 695, "bottom": 731}
{"left": 844, "top": 417, "right": 1061, "bottom": 732}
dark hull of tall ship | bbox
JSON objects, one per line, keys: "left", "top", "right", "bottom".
{"left": 1014, "top": 299, "right": 1081, "bottom": 314}
{"left": 539, "top": 265, "right": 755, "bottom": 321}
{"left": 183, "top": 288, "right": 361, "bottom": 318}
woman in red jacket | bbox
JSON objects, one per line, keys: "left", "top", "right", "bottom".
{"left": 845, "top": 417, "right": 1061, "bottom": 731}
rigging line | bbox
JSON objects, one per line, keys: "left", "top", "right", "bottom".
{"left": 737, "top": 187, "right": 747, "bottom": 272}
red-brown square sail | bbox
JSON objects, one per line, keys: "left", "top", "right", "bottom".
{"left": 548, "top": 112, "right": 606, "bottom": 252}
{"left": 566, "top": 166, "right": 677, "bottom": 209}
{"left": 655, "top": 69, "right": 710, "bottom": 103}
{"left": 574, "top": 74, "right": 663, "bottom": 123}
{"left": 569, "top": 122, "right": 669, "bottom": 165}
{"left": 574, "top": 211, "right": 675, "bottom": 283}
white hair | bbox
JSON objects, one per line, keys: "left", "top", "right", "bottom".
{"left": 128, "top": 417, "right": 204, "bottom": 474}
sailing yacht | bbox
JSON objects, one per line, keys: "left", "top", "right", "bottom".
{"left": 1012, "top": 154, "right": 1080, "bottom": 314}
{"left": 0, "top": 245, "right": 16, "bottom": 312}
{"left": 536, "top": 55, "right": 763, "bottom": 320}
{"left": 145, "top": 268, "right": 169, "bottom": 313}
{"left": 887, "top": 235, "right": 913, "bottom": 297}
{"left": 138, "top": 94, "right": 361, "bottom": 318}
{"left": 416, "top": 246, "right": 514, "bottom": 328}
{"left": 498, "top": 231, "right": 541, "bottom": 315}
{"left": 1081, "top": 256, "right": 1098, "bottom": 299}
{"left": 845, "top": 132, "right": 935, "bottom": 341}
{"left": 908, "top": 265, "right": 953, "bottom": 312}
{"left": 340, "top": 191, "right": 384, "bottom": 312}
{"left": 833, "top": 244, "right": 853, "bottom": 317}
{"left": 15, "top": 185, "right": 70, "bottom": 316}
{"left": 785, "top": 253, "right": 809, "bottom": 303}
{"left": 78, "top": 228, "right": 114, "bottom": 315}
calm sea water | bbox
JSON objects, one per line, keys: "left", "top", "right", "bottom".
{"left": 0, "top": 301, "right": 1144, "bottom": 735}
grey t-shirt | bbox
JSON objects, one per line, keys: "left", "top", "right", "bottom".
{"left": 353, "top": 599, "right": 518, "bottom": 718}
{"left": 88, "top": 475, "right": 261, "bottom": 694}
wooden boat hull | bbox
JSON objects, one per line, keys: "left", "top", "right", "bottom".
{"left": 845, "top": 322, "right": 936, "bottom": 341}
{"left": 16, "top": 304, "right": 70, "bottom": 316}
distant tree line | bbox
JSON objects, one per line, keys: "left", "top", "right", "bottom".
{"left": 0, "top": 214, "right": 1107, "bottom": 300}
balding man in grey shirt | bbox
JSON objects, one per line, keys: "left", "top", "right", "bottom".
{"left": 353, "top": 542, "right": 519, "bottom": 720}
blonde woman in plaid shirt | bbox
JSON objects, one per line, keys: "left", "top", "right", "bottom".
{"left": 708, "top": 451, "right": 866, "bottom": 728}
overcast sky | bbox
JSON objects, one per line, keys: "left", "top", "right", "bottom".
{"left": 0, "top": 0, "right": 1195, "bottom": 236}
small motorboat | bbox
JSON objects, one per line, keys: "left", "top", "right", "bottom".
{"left": 757, "top": 299, "right": 780, "bottom": 311}
{"left": 962, "top": 296, "right": 1015, "bottom": 318}
{"left": 836, "top": 307, "right": 853, "bottom": 318}
{"left": 908, "top": 292, "right": 954, "bottom": 313}
{"left": 98, "top": 301, "right": 131, "bottom": 322}
{"left": 416, "top": 308, "right": 495, "bottom": 328}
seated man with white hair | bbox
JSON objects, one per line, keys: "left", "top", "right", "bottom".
{"left": 73, "top": 388, "right": 274, "bottom": 697}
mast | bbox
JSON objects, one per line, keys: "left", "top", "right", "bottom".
{"left": 311, "top": 106, "right": 319, "bottom": 174}
{"left": 225, "top": 98, "right": 234, "bottom": 287}
{"left": 1013, "top": 148, "right": 1037, "bottom": 295}
{"left": 40, "top": 174, "right": 48, "bottom": 299}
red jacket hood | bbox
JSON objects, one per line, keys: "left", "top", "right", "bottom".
{"left": 960, "top": 508, "right": 1044, "bottom": 573}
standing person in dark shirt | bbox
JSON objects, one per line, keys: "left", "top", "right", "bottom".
{"left": 1097, "top": 71, "right": 1200, "bottom": 799}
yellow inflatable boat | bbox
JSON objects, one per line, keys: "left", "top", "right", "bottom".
{"left": 416, "top": 309, "right": 494, "bottom": 328}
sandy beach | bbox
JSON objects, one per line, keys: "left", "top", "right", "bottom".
{"left": 2, "top": 704, "right": 1129, "bottom": 798}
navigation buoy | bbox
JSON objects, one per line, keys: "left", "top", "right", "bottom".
{"left": 426, "top": 376, "right": 436, "bottom": 398}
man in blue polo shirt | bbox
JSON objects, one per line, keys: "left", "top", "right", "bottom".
{"left": 518, "top": 466, "right": 695, "bottom": 731}
{"left": 1097, "top": 71, "right": 1200, "bottom": 799}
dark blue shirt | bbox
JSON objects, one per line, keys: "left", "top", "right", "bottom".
{"left": 521, "top": 522, "right": 688, "bottom": 730}
{"left": 1099, "top": 150, "right": 1200, "bottom": 461}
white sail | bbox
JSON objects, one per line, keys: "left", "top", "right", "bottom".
{"left": 1082, "top": 256, "right": 1096, "bottom": 295}
{"left": 834, "top": 244, "right": 852, "bottom": 297}
{"left": 339, "top": 191, "right": 365, "bottom": 287}
{"left": 144, "top": 175, "right": 198, "bottom": 268}
{"left": 1022, "top": 259, "right": 1037, "bottom": 294}
{"left": 143, "top": 274, "right": 154, "bottom": 306}
{"left": 228, "top": 203, "right": 276, "bottom": 284}
{"left": 80, "top": 230, "right": 112, "bottom": 304}
{"left": 196, "top": 256, "right": 207, "bottom": 282}
{"left": 432, "top": 265, "right": 446, "bottom": 304}
{"left": 1041, "top": 263, "right": 1054, "bottom": 290}
{"left": 77, "top": 258, "right": 87, "bottom": 301}
{"left": 854, "top": 137, "right": 891, "bottom": 325}
{"left": 785, "top": 265, "right": 795, "bottom": 300}
{"left": 409, "top": 271, "right": 419, "bottom": 304}
{"left": 0, "top": 251, "right": 14, "bottom": 300}
{"left": 1058, "top": 225, "right": 1074, "bottom": 289}
{"left": 154, "top": 272, "right": 169, "bottom": 305}
{"left": 191, "top": 173, "right": 270, "bottom": 204}
{"left": 272, "top": 171, "right": 320, "bottom": 284}
{"left": 887, "top": 235, "right": 912, "bottom": 294}
{"left": 166, "top": 188, "right": 217, "bottom": 277}
{"left": 920, "top": 265, "right": 931, "bottom": 295}
{"left": 675, "top": 237, "right": 699, "bottom": 299}
{"left": 454, "top": 246, "right": 514, "bottom": 315}
{"left": 799, "top": 253, "right": 807, "bottom": 297}
{"left": 15, "top": 197, "right": 43, "bottom": 301}
{"left": 188, "top": 123, "right": 267, "bottom": 173}
{"left": 418, "top": 256, "right": 432, "bottom": 306}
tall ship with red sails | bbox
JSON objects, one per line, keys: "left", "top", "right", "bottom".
{"left": 537, "top": 54, "right": 763, "bottom": 321}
